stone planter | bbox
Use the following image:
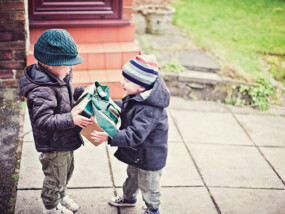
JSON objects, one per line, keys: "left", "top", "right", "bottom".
{"left": 139, "top": 5, "right": 176, "bottom": 34}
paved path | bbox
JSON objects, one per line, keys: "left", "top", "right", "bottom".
{"left": 15, "top": 97, "right": 285, "bottom": 214}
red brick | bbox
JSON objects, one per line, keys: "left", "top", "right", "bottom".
{"left": 10, "top": 11, "right": 25, "bottom": 20}
{"left": 14, "top": 51, "right": 25, "bottom": 60}
{"left": 123, "top": 8, "right": 133, "bottom": 20}
{"left": 0, "top": 51, "right": 13, "bottom": 60}
{"left": 123, "top": 0, "right": 133, "bottom": 6}
{"left": 13, "top": 31, "right": 26, "bottom": 40}
{"left": 0, "top": 21, "right": 24, "bottom": 30}
{"left": 16, "top": 69, "right": 23, "bottom": 79}
{"left": 0, "top": 11, "right": 10, "bottom": 20}
{"left": 0, "top": 32, "right": 12, "bottom": 41}
{"left": 0, "top": 69, "right": 13, "bottom": 79}
{"left": 0, "top": 1, "right": 24, "bottom": 11}
{"left": 0, "top": 60, "right": 25, "bottom": 69}
{"left": 1, "top": 79, "right": 19, "bottom": 87}
{"left": 0, "top": 41, "right": 25, "bottom": 50}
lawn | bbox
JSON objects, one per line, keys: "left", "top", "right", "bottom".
{"left": 172, "top": 0, "right": 285, "bottom": 84}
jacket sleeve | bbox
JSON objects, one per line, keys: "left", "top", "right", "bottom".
{"left": 74, "top": 86, "right": 85, "bottom": 101}
{"left": 113, "top": 99, "right": 123, "bottom": 108}
{"left": 108, "top": 106, "right": 156, "bottom": 147}
{"left": 31, "top": 87, "right": 75, "bottom": 131}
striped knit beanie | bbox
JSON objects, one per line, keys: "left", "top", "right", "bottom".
{"left": 122, "top": 54, "right": 158, "bottom": 89}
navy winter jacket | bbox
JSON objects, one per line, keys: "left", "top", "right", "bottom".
{"left": 108, "top": 75, "right": 170, "bottom": 171}
{"left": 20, "top": 64, "right": 84, "bottom": 152}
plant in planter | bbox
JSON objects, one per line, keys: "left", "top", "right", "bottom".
{"left": 138, "top": 3, "right": 176, "bottom": 34}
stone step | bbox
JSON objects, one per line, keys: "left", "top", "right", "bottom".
{"left": 158, "top": 50, "right": 220, "bottom": 73}
{"left": 161, "top": 70, "right": 242, "bottom": 101}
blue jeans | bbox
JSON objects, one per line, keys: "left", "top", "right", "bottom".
{"left": 123, "top": 165, "right": 162, "bottom": 210}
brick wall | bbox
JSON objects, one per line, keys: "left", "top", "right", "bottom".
{"left": 0, "top": 0, "right": 26, "bottom": 87}
{"left": 123, "top": 0, "right": 133, "bottom": 20}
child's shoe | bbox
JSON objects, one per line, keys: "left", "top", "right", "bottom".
{"left": 142, "top": 206, "right": 160, "bottom": 214}
{"left": 109, "top": 195, "right": 137, "bottom": 207}
{"left": 43, "top": 203, "right": 73, "bottom": 214}
{"left": 60, "top": 195, "right": 79, "bottom": 212}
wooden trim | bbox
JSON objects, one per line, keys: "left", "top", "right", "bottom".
{"left": 29, "top": 19, "right": 130, "bottom": 28}
{"left": 29, "top": 0, "right": 125, "bottom": 27}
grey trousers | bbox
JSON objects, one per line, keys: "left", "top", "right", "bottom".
{"left": 123, "top": 164, "right": 162, "bottom": 210}
{"left": 39, "top": 151, "right": 74, "bottom": 209}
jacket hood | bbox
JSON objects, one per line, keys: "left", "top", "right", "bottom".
{"left": 129, "top": 75, "right": 170, "bottom": 108}
{"left": 20, "top": 64, "right": 69, "bottom": 97}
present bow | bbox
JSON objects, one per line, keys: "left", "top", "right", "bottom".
{"left": 73, "top": 81, "right": 121, "bottom": 138}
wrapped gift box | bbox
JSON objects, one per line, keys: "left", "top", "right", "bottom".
{"left": 72, "top": 82, "right": 121, "bottom": 146}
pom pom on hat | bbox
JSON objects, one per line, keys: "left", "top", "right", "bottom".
{"left": 122, "top": 54, "right": 158, "bottom": 89}
{"left": 34, "top": 29, "right": 84, "bottom": 66}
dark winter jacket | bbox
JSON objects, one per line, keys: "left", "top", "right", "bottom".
{"left": 108, "top": 75, "right": 170, "bottom": 171}
{"left": 19, "top": 63, "right": 85, "bottom": 152}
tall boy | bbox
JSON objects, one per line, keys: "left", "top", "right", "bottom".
{"left": 91, "top": 54, "right": 170, "bottom": 214}
{"left": 20, "top": 29, "right": 92, "bottom": 214}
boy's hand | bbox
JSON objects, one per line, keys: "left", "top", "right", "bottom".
{"left": 72, "top": 109, "right": 92, "bottom": 128}
{"left": 91, "top": 130, "right": 109, "bottom": 143}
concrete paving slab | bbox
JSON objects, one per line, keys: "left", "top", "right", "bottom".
{"left": 15, "top": 190, "right": 43, "bottom": 214}
{"left": 260, "top": 147, "right": 285, "bottom": 182}
{"left": 18, "top": 142, "right": 42, "bottom": 189}
{"left": 173, "top": 109, "right": 252, "bottom": 145}
{"left": 210, "top": 188, "right": 285, "bottom": 214}
{"left": 167, "top": 109, "right": 182, "bottom": 142}
{"left": 69, "top": 141, "right": 113, "bottom": 187}
{"left": 109, "top": 143, "right": 203, "bottom": 187}
{"left": 23, "top": 107, "right": 32, "bottom": 134}
{"left": 18, "top": 141, "right": 112, "bottom": 189}
{"left": 161, "top": 143, "right": 203, "bottom": 186}
{"left": 107, "top": 146, "right": 127, "bottom": 187}
{"left": 15, "top": 188, "right": 117, "bottom": 214}
{"left": 236, "top": 114, "right": 285, "bottom": 147}
{"left": 23, "top": 131, "right": 34, "bottom": 142}
{"left": 170, "top": 97, "right": 228, "bottom": 113}
{"left": 68, "top": 188, "right": 117, "bottom": 213}
{"left": 160, "top": 187, "right": 217, "bottom": 214}
{"left": 187, "top": 144, "right": 284, "bottom": 188}
{"left": 117, "top": 187, "right": 218, "bottom": 214}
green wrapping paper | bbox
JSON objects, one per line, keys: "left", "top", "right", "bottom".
{"left": 72, "top": 81, "right": 121, "bottom": 146}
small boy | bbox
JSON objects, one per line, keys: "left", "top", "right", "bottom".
{"left": 20, "top": 29, "right": 92, "bottom": 214}
{"left": 91, "top": 54, "right": 170, "bottom": 214}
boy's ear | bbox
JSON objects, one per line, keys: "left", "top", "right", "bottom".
{"left": 138, "top": 86, "right": 146, "bottom": 93}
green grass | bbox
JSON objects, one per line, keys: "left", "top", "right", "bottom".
{"left": 172, "top": 0, "right": 285, "bottom": 82}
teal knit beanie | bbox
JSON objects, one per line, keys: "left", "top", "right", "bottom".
{"left": 34, "top": 29, "right": 84, "bottom": 66}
